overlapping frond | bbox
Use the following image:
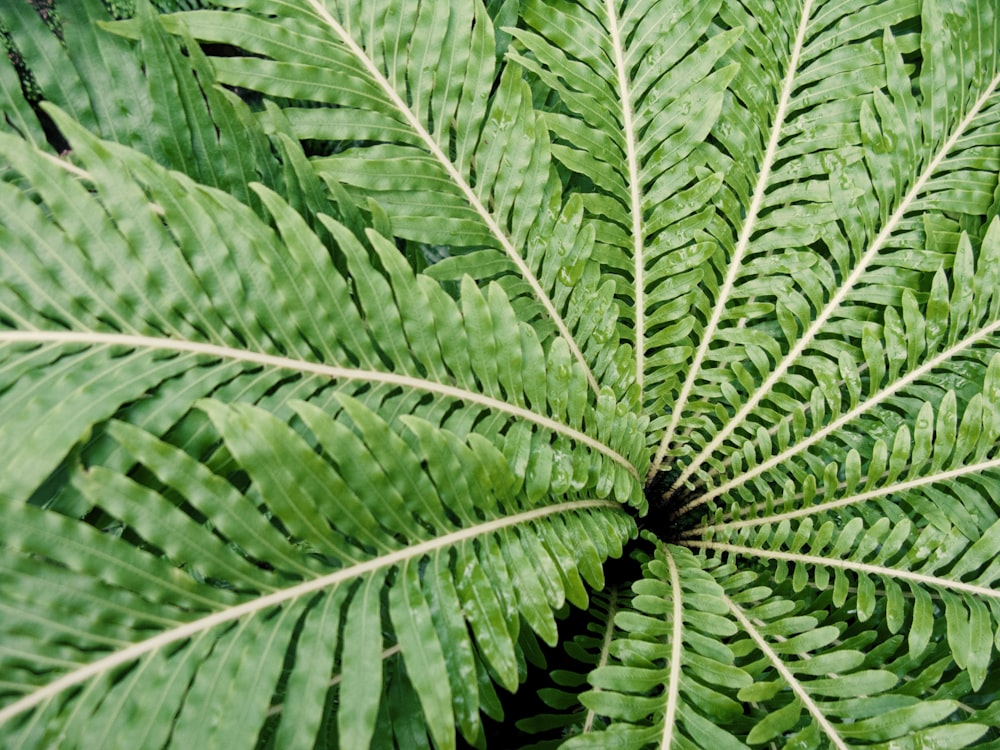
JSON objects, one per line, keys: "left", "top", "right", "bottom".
{"left": 0, "top": 53, "right": 645, "bottom": 743}
{"left": 719, "top": 573, "right": 994, "bottom": 748}
{"left": 692, "top": 512, "right": 1000, "bottom": 689}
{"left": 0, "top": 0, "right": 306, "bottom": 206}
{"left": 573, "top": 545, "right": 997, "bottom": 747}
{"left": 679, "top": 219, "right": 1000, "bottom": 514}
{"left": 515, "top": 588, "right": 627, "bottom": 745}
{"left": 559, "top": 544, "right": 751, "bottom": 749}
{"left": 508, "top": 0, "right": 738, "bottom": 409}
{"left": 0, "top": 105, "right": 645, "bottom": 505}
{"left": 647, "top": 0, "right": 895, "bottom": 476}
{"left": 660, "top": 0, "right": 1000, "bottom": 494}
{"left": 3, "top": 0, "right": 1000, "bottom": 747}
{"left": 539, "top": 1, "right": 1000, "bottom": 740}
{"left": 152, "top": 0, "right": 625, "bottom": 395}
{"left": 0, "top": 401, "right": 635, "bottom": 748}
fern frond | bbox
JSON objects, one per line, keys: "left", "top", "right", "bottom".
{"left": 561, "top": 544, "right": 751, "bottom": 749}
{"left": 0, "top": 0, "right": 350, "bottom": 236}
{"left": 594, "top": 545, "right": 995, "bottom": 747}
{"left": 722, "top": 579, "right": 991, "bottom": 747}
{"left": 3, "top": 1, "right": 1000, "bottom": 747}
{"left": 0, "top": 23, "right": 656, "bottom": 733}
{"left": 691, "top": 511, "right": 1000, "bottom": 696}
{"left": 508, "top": 0, "right": 738, "bottom": 410}
{"left": 0, "top": 400, "right": 635, "bottom": 747}
{"left": 0, "top": 110, "right": 644, "bottom": 508}
{"left": 0, "top": 18, "right": 47, "bottom": 148}
{"left": 648, "top": 0, "right": 878, "bottom": 475}
{"left": 0, "top": 0, "right": 96, "bottom": 138}
{"left": 665, "top": 0, "right": 1000, "bottom": 494}
{"left": 515, "top": 588, "right": 626, "bottom": 747}
{"left": 680, "top": 221, "right": 1000, "bottom": 514}
{"left": 686, "top": 360, "right": 1000, "bottom": 696}
{"left": 153, "top": 0, "right": 621, "bottom": 396}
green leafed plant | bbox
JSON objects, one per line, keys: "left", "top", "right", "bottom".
{"left": 1, "top": 0, "right": 999, "bottom": 747}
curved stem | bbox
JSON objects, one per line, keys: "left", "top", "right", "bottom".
{"left": 0, "top": 499, "right": 623, "bottom": 726}
{"left": 304, "top": 0, "right": 600, "bottom": 395}
{"left": 0, "top": 330, "right": 638, "bottom": 480}
{"left": 582, "top": 586, "right": 620, "bottom": 734}
{"left": 724, "top": 594, "right": 849, "bottom": 750}
{"left": 658, "top": 544, "right": 684, "bottom": 750}
{"left": 697, "top": 541, "right": 1000, "bottom": 601}
{"left": 685, "top": 454, "right": 1000, "bottom": 534}
{"left": 604, "top": 0, "right": 647, "bottom": 401}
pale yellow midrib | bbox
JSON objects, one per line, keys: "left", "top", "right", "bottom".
{"left": 0, "top": 498, "right": 622, "bottom": 725}
{"left": 679, "top": 317, "right": 1000, "bottom": 514}
{"left": 698, "top": 541, "right": 1000, "bottom": 601}
{"left": 604, "top": 0, "right": 647, "bottom": 400}
{"left": 650, "top": 0, "right": 816, "bottom": 481}
{"left": 0, "top": 330, "right": 638, "bottom": 478}
{"left": 674, "top": 69, "right": 1000, "bottom": 491}
{"left": 304, "top": 0, "right": 600, "bottom": 395}
{"left": 724, "top": 593, "right": 850, "bottom": 750}
{"left": 658, "top": 545, "right": 684, "bottom": 750}
{"left": 581, "top": 586, "right": 619, "bottom": 734}
{"left": 687, "top": 454, "right": 1000, "bottom": 535}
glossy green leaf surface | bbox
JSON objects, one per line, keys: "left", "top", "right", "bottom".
{"left": 1, "top": 0, "right": 999, "bottom": 748}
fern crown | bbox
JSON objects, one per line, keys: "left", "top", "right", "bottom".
{"left": 1, "top": 0, "right": 1000, "bottom": 747}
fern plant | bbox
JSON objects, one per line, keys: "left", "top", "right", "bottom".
{"left": 1, "top": 0, "right": 999, "bottom": 747}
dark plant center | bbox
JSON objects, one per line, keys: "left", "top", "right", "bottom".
{"left": 630, "top": 467, "right": 703, "bottom": 543}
